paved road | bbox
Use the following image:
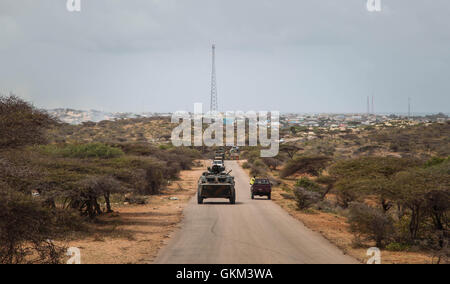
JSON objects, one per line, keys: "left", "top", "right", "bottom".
{"left": 154, "top": 161, "right": 357, "bottom": 264}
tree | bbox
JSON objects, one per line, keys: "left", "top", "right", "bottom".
{"left": 0, "top": 185, "right": 65, "bottom": 264}
{"left": 280, "top": 144, "right": 303, "bottom": 160}
{"left": 0, "top": 95, "right": 57, "bottom": 149}
{"left": 425, "top": 190, "right": 449, "bottom": 248}
{"left": 144, "top": 165, "right": 165, "bottom": 195}
{"left": 316, "top": 175, "right": 340, "bottom": 200}
{"left": 280, "top": 156, "right": 331, "bottom": 178}
{"left": 328, "top": 157, "right": 420, "bottom": 210}
{"left": 393, "top": 161, "right": 449, "bottom": 242}
{"left": 73, "top": 176, "right": 125, "bottom": 218}
{"left": 348, "top": 202, "right": 394, "bottom": 248}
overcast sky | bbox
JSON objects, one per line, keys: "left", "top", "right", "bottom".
{"left": 0, "top": 0, "right": 449, "bottom": 113}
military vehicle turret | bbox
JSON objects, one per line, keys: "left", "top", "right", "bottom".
{"left": 198, "top": 164, "right": 236, "bottom": 204}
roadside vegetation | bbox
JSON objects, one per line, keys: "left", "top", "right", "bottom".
{"left": 0, "top": 96, "right": 201, "bottom": 264}
{"left": 242, "top": 122, "right": 450, "bottom": 263}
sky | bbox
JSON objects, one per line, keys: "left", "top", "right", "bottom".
{"left": 0, "top": 0, "right": 449, "bottom": 114}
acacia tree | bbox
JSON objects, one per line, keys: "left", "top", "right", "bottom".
{"left": 328, "top": 157, "right": 419, "bottom": 210}
{"left": 279, "top": 144, "right": 303, "bottom": 160}
{"left": 280, "top": 156, "right": 331, "bottom": 178}
{"left": 393, "top": 162, "right": 449, "bottom": 243}
{"left": 73, "top": 176, "right": 125, "bottom": 218}
{"left": 425, "top": 190, "right": 449, "bottom": 249}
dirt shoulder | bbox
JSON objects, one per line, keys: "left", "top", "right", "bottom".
{"left": 64, "top": 161, "right": 206, "bottom": 264}
{"left": 237, "top": 160, "right": 433, "bottom": 264}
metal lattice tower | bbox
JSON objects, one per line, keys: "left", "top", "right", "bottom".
{"left": 367, "top": 96, "right": 370, "bottom": 115}
{"left": 371, "top": 95, "right": 374, "bottom": 114}
{"left": 408, "top": 97, "right": 411, "bottom": 118}
{"left": 210, "top": 44, "right": 218, "bottom": 112}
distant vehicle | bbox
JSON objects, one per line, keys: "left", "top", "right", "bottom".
{"left": 198, "top": 165, "right": 236, "bottom": 204}
{"left": 229, "top": 147, "right": 240, "bottom": 160}
{"left": 214, "top": 155, "right": 225, "bottom": 161}
{"left": 251, "top": 178, "right": 272, "bottom": 200}
{"left": 212, "top": 159, "right": 224, "bottom": 168}
{"left": 213, "top": 150, "right": 224, "bottom": 160}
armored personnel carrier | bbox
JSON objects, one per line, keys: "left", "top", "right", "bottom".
{"left": 198, "top": 164, "right": 236, "bottom": 204}
{"left": 214, "top": 151, "right": 225, "bottom": 161}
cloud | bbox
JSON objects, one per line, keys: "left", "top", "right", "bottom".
{"left": 0, "top": 0, "right": 449, "bottom": 113}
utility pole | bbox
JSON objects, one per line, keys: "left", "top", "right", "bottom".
{"left": 210, "top": 44, "right": 218, "bottom": 112}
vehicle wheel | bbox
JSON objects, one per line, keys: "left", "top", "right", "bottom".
{"left": 229, "top": 194, "right": 236, "bottom": 204}
{"left": 251, "top": 192, "right": 254, "bottom": 199}
{"left": 198, "top": 194, "right": 203, "bottom": 204}
{"left": 267, "top": 193, "right": 271, "bottom": 200}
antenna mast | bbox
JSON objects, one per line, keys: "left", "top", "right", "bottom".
{"left": 371, "top": 95, "right": 374, "bottom": 115}
{"left": 210, "top": 44, "right": 218, "bottom": 112}
{"left": 367, "top": 96, "right": 370, "bottom": 115}
{"left": 408, "top": 97, "right": 411, "bottom": 119}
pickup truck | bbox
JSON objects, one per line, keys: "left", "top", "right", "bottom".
{"left": 250, "top": 178, "right": 272, "bottom": 200}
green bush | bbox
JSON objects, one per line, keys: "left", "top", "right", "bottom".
{"left": 41, "top": 143, "right": 124, "bottom": 159}
{"left": 385, "top": 242, "right": 410, "bottom": 252}
{"left": 242, "top": 149, "right": 260, "bottom": 163}
{"left": 296, "top": 177, "right": 321, "bottom": 192}
{"left": 242, "top": 162, "right": 251, "bottom": 169}
{"left": 253, "top": 159, "right": 266, "bottom": 169}
{"left": 158, "top": 144, "right": 173, "bottom": 150}
{"left": 424, "top": 156, "right": 449, "bottom": 168}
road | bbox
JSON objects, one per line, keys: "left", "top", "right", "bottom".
{"left": 154, "top": 161, "right": 357, "bottom": 264}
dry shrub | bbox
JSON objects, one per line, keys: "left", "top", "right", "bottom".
{"left": 0, "top": 95, "right": 56, "bottom": 149}
{"left": 348, "top": 202, "right": 394, "bottom": 248}
{"left": 72, "top": 176, "right": 126, "bottom": 218}
{"left": 293, "top": 187, "right": 321, "bottom": 210}
{"left": 0, "top": 185, "right": 65, "bottom": 264}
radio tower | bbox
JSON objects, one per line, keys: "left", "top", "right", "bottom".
{"left": 210, "top": 44, "right": 218, "bottom": 112}
{"left": 371, "top": 95, "right": 374, "bottom": 115}
{"left": 367, "top": 96, "right": 370, "bottom": 115}
{"left": 408, "top": 97, "right": 411, "bottom": 119}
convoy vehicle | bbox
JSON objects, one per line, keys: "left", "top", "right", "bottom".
{"left": 212, "top": 159, "right": 224, "bottom": 168}
{"left": 198, "top": 165, "right": 236, "bottom": 204}
{"left": 214, "top": 155, "right": 225, "bottom": 161}
{"left": 229, "top": 147, "right": 240, "bottom": 160}
{"left": 250, "top": 178, "right": 272, "bottom": 200}
{"left": 214, "top": 151, "right": 225, "bottom": 161}
{"left": 214, "top": 147, "right": 226, "bottom": 160}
